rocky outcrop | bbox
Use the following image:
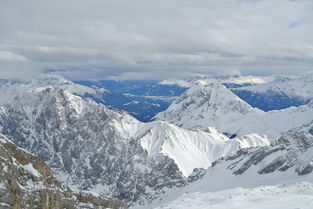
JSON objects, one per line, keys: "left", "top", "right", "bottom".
{"left": 218, "top": 131, "right": 313, "bottom": 176}
{"left": 0, "top": 134, "right": 127, "bottom": 209}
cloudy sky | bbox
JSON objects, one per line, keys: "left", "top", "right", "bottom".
{"left": 0, "top": 0, "right": 312, "bottom": 80}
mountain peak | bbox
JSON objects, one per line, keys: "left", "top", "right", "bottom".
{"left": 156, "top": 83, "right": 255, "bottom": 130}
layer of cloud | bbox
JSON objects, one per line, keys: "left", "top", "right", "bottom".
{"left": 0, "top": 0, "right": 312, "bottom": 80}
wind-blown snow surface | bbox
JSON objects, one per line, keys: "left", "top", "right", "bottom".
{"left": 156, "top": 83, "right": 313, "bottom": 138}
{"left": 136, "top": 131, "right": 313, "bottom": 209}
{"left": 147, "top": 182, "right": 313, "bottom": 209}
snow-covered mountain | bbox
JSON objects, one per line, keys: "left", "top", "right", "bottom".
{"left": 0, "top": 134, "right": 127, "bottom": 209}
{"left": 0, "top": 84, "right": 269, "bottom": 206}
{"left": 141, "top": 130, "right": 313, "bottom": 209}
{"left": 160, "top": 74, "right": 313, "bottom": 112}
{"left": 0, "top": 77, "right": 105, "bottom": 106}
{"left": 156, "top": 82, "right": 313, "bottom": 138}
{"left": 155, "top": 83, "right": 257, "bottom": 131}
{"left": 2, "top": 76, "right": 313, "bottom": 208}
{"left": 0, "top": 87, "right": 183, "bottom": 205}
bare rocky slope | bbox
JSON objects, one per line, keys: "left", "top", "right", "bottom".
{"left": 0, "top": 134, "right": 127, "bottom": 209}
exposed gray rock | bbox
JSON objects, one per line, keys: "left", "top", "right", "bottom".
{"left": 187, "top": 168, "right": 207, "bottom": 183}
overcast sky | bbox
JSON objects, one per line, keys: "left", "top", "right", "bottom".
{"left": 0, "top": 0, "right": 312, "bottom": 80}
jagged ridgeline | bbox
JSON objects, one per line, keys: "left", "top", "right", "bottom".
{"left": 0, "top": 87, "right": 187, "bottom": 206}
{"left": 0, "top": 135, "right": 127, "bottom": 209}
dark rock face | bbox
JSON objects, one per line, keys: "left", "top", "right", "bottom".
{"left": 187, "top": 168, "right": 207, "bottom": 183}
{"left": 0, "top": 88, "right": 186, "bottom": 205}
{"left": 308, "top": 127, "right": 313, "bottom": 136}
{"left": 231, "top": 147, "right": 285, "bottom": 175}
{"left": 0, "top": 135, "right": 127, "bottom": 209}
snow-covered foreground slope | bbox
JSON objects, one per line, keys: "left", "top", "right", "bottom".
{"left": 150, "top": 182, "right": 313, "bottom": 209}
{"left": 156, "top": 83, "right": 313, "bottom": 138}
{"left": 136, "top": 131, "right": 313, "bottom": 209}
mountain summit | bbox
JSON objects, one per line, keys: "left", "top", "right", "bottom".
{"left": 155, "top": 83, "right": 257, "bottom": 132}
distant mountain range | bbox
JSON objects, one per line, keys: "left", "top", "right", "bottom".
{"left": 73, "top": 75, "right": 313, "bottom": 121}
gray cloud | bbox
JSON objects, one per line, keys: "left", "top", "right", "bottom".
{"left": 0, "top": 0, "right": 312, "bottom": 80}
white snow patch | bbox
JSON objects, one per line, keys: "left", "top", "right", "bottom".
{"left": 23, "top": 163, "right": 42, "bottom": 178}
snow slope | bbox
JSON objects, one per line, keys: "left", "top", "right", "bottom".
{"left": 156, "top": 82, "right": 313, "bottom": 138}
{"left": 136, "top": 122, "right": 270, "bottom": 176}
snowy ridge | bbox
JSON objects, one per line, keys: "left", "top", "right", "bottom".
{"left": 136, "top": 121, "right": 270, "bottom": 176}
{"left": 0, "top": 77, "right": 107, "bottom": 106}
